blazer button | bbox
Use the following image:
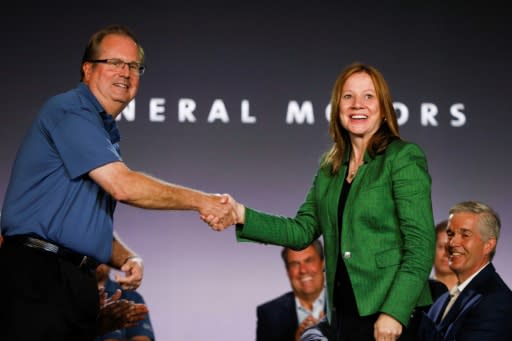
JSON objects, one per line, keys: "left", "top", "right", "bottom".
{"left": 343, "top": 251, "right": 351, "bottom": 259}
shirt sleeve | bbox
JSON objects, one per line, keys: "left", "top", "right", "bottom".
{"left": 51, "top": 112, "right": 121, "bottom": 179}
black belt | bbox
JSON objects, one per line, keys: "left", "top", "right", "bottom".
{"left": 4, "top": 234, "right": 100, "bottom": 271}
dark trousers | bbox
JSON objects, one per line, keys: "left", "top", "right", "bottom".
{"left": 332, "top": 310, "right": 379, "bottom": 341}
{"left": 0, "top": 240, "right": 99, "bottom": 341}
{"left": 310, "top": 310, "right": 420, "bottom": 341}
{"left": 331, "top": 256, "right": 419, "bottom": 341}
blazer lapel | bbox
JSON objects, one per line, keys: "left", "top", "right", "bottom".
{"left": 326, "top": 165, "right": 345, "bottom": 249}
{"left": 442, "top": 289, "right": 482, "bottom": 337}
{"left": 442, "top": 264, "right": 494, "bottom": 328}
{"left": 424, "top": 264, "right": 495, "bottom": 339}
{"left": 428, "top": 291, "right": 451, "bottom": 323}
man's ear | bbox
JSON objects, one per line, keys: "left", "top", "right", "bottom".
{"left": 483, "top": 238, "right": 497, "bottom": 258}
{"left": 82, "top": 62, "right": 92, "bottom": 81}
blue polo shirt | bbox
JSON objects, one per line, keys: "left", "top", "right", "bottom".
{"left": 0, "top": 83, "right": 121, "bottom": 263}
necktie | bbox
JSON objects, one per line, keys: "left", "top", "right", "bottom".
{"left": 441, "top": 286, "right": 460, "bottom": 320}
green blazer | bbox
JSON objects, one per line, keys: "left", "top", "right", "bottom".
{"left": 236, "top": 139, "right": 435, "bottom": 326}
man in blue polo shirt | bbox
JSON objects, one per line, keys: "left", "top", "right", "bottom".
{"left": 0, "top": 24, "right": 235, "bottom": 341}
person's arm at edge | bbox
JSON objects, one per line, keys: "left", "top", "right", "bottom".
{"left": 89, "top": 161, "right": 233, "bottom": 224}
{"left": 109, "top": 231, "right": 144, "bottom": 290}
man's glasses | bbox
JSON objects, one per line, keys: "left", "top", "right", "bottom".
{"left": 87, "top": 58, "right": 145, "bottom": 76}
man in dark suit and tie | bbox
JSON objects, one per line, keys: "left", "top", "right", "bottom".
{"left": 419, "top": 200, "right": 512, "bottom": 340}
{"left": 256, "top": 239, "right": 326, "bottom": 341}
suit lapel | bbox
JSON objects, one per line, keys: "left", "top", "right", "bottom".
{"left": 326, "top": 165, "right": 344, "bottom": 251}
{"left": 327, "top": 152, "right": 369, "bottom": 245}
{"left": 428, "top": 291, "right": 451, "bottom": 323}
{"left": 282, "top": 292, "right": 299, "bottom": 328}
{"left": 436, "top": 264, "right": 494, "bottom": 336}
{"left": 440, "top": 289, "right": 481, "bottom": 326}
{"left": 444, "top": 263, "right": 495, "bottom": 326}
{"left": 442, "top": 289, "right": 482, "bottom": 338}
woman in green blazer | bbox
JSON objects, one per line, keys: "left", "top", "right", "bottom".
{"left": 211, "top": 63, "right": 435, "bottom": 341}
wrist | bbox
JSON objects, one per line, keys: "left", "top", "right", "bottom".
{"left": 123, "top": 255, "right": 143, "bottom": 265}
{"left": 236, "top": 203, "right": 246, "bottom": 224}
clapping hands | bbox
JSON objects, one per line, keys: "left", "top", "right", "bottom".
{"left": 97, "top": 287, "right": 148, "bottom": 336}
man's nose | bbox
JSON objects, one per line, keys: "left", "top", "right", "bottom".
{"left": 119, "top": 62, "right": 131, "bottom": 75}
{"left": 448, "top": 234, "right": 460, "bottom": 247}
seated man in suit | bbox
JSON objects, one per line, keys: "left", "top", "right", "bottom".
{"left": 419, "top": 200, "right": 512, "bottom": 340}
{"left": 257, "top": 239, "right": 326, "bottom": 341}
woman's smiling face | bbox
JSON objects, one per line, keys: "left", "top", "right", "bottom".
{"left": 339, "top": 71, "right": 383, "bottom": 140}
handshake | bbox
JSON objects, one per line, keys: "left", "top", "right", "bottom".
{"left": 199, "top": 193, "right": 245, "bottom": 231}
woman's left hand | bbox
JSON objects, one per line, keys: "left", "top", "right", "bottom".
{"left": 373, "top": 313, "right": 402, "bottom": 341}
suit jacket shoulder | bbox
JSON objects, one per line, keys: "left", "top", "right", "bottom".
{"left": 256, "top": 291, "right": 298, "bottom": 341}
{"left": 453, "top": 263, "right": 512, "bottom": 340}
{"left": 429, "top": 279, "right": 448, "bottom": 301}
{"left": 258, "top": 291, "right": 295, "bottom": 311}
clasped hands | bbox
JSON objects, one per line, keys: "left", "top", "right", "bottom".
{"left": 200, "top": 193, "right": 244, "bottom": 231}
{"left": 296, "top": 312, "right": 325, "bottom": 341}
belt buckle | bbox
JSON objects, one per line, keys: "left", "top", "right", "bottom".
{"left": 79, "top": 256, "right": 88, "bottom": 268}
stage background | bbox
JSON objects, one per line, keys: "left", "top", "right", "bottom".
{"left": 1, "top": 2, "right": 510, "bottom": 340}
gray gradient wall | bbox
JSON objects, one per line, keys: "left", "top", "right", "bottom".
{"left": 1, "top": 2, "right": 510, "bottom": 340}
